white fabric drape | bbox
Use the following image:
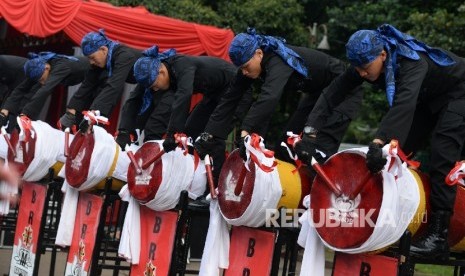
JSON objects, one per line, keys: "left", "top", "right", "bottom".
{"left": 56, "top": 126, "right": 123, "bottom": 246}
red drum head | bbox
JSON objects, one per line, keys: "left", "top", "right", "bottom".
{"left": 218, "top": 150, "right": 256, "bottom": 220}
{"left": 65, "top": 132, "right": 94, "bottom": 187}
{"left": 127, "top": 142, "right": 163, "bottom": 203}
{"left": 7, "top": 128, "right": 36, "bottom": 176}
{"left": 310, "top": 151, "right": 383, "bottom": 249}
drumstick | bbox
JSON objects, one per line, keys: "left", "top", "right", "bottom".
{"left": 205, "top": 154, "right": 217, "bottom": 199}
{"left": 70, "top": 136, "right": 85, "bottom": 160}
{"left": 125, "top": 145, "right": 142, "bottom": 175}
{"left": 141, "top": 150, "right": 165, "bottom": 170}
{"left": 64, "top": 127, "right": 70, "bottom": 157}
{"left": 20, "top": 141, "right": 27, "bottom": 164}
{"left": 311, "top": 156, "right": 342, "bottom": 196}
{"left": 349, "top": 171, "right": 372, "bottom": 200}
{"left": 1, "top": 127, "right": 16, "bottom": 157}
{"left": 234, "top": 165, "right": 247, "bottom": 196}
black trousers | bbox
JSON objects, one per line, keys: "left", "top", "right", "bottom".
{"left": 403, "top": 98, "right": 465, "bottom": 212}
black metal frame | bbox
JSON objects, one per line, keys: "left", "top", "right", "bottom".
{"left": 29, "top": 169, "right": 64, "bottom": 276}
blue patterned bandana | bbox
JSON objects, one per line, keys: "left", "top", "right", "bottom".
{"left": 133, "top": 45, "right": 176, "bottom": 114}
{"left": 24, "top": 52, "right": 78, "bottom": 81}
{"left": 81, "top": 29, "right": 120, "bottom": 76}
{"left": 229, "top": 28, "right": 309, "bottom": 78}
{"left": 346, "top": 24, "right": 455, "bottom": 106}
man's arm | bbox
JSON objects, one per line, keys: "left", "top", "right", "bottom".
{"left": 241, "top": 56, "right": 294, "bottom": 136}
{"left": 166, "top": 61, "right": 196, "bottom": 134}
{"left": 375, "top": 58, "right": 427, "bottom": 145}
{"left": 204, "top": 71, "right": 254, "bottom": 139}
{"left": 144, "top": 90, "right": 175, "bottom": 139}
{"left": 1, "top": 78, "right": 34, "bottom": 115}
{"left": 88, "top": 49, "right": 137, "bottom": 116}
{"left": 118, "top": 85, "right": 145, "bottom": 133}
{"left": 306, "top": 66, "right": 363, "bottom": 130}
{"left": 67, "top": 66, "right": 102, "bottom": 114}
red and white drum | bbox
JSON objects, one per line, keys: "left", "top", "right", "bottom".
{"left": 217, "top": 149, "right": 311, "bottom": 227}
{"left": 7, "top": 120, "right": 68, "bottom": 181}
{"left": 124, "top": 140, "right": 205, "bottom": 211}
{"left": 309, "top": 146, "right": 465, "bottom": 253}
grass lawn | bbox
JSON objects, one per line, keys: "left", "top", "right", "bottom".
{"left": 414, "top": 264, "right": 454, "bottom": 275}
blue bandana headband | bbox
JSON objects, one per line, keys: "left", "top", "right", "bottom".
{"left": 24, "top": 52, "right": 78, "bottom": 81}
{"left": 81, "top": 29, "right": 120, "bottom": 76}
{"left": 346, "top": 24, "right": 455, "bottom": 106}
{"left": 228, "top": 28, "right": 309, "bottom": 78}
{"left": 133, "top": 45, "right": 176, "bottom": 114}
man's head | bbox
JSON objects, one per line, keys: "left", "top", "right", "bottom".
{"left": 133, "top": 57, "right": 170, "bottom": 92}
{"left": 81, "top": 30, "right": 110, "bottom": 68}
{"left": 229, "top": 32, "right": 263, "bottom": 79}
{"left": 346, "top": 30, "right": 386, "bottom": 82}
{"left": 24, "top": 58, "right": 51, "bottom": 85}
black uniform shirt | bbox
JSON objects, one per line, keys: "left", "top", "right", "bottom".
{"left": 307, "top": 51, "right": 465, "bottom": 144}
{"left": 162, "top": 55, "right": 237, "bottom": 133}
{"left": 205, "top": 46, "right": 350, "bottom": 139}
{"left": 67, "top": 45, "right": 141, "bottom": 117}
{"left": 0, "top": 55, "right": 28, "bottom": 101}
{"left": 3, "top": 56, "right": 90, "bottom": 119}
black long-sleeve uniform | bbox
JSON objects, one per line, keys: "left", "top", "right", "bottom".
{"left": 308, "top": 51, "right": 465, "bottom": 211}
{"left": 0, "top": 55, "right": 29, "bottom": 104}
{"left": 67, "top": 45, "right": 141, "bottom": 117}
{"left": 3, "top": 57, "right": 90, "bottom": 119}
{"left": 205, "top": 46, "right": 363, "bottom": 159}
{"left": 119, "top": 54, "right": 251, "bottom": 140}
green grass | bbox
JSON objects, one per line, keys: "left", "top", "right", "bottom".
{"left": 414, "top": 264, "right": 454, "bottom": 275}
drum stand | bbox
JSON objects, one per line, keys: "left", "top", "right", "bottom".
{"left": 88, "top": 182, "right": 192, "bottom": 276}
{"left": 2, "top": 168, "right": 64, "bottom": 276}
{"left": 181, "top": 197, "right": 211, "bottom": 275}
{"left": 89, "top": 177, "right": 130, "bottom": 275}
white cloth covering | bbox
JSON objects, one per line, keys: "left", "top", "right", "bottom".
{"left": 298, "top": 146, "right": 420, "bottom": 275}
{"left": 199, "top": 200, "right": 230, "bottom": 275}
{"left": 118, "top": 141, "right": 196, "bottom": 263}
{"left": 220, "top": 135, "right": 282, "bottom": 227}
{"left": 56, "top": 126, "right": 123, "bottom": 246}
{"left": 0, "top": 159, "right": 17, "bottom": 215}
{"left": 22, "top": 121, "right": 68, "bottom": 181}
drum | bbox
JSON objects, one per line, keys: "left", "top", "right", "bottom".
{"left": 310, "top": 149, "right": 465, "bottom": 252}
{"left": 7, "top": 121, "right": 67, "bottom": 181}
{"left": 126, "top": 141, "right": 204, "bottom": 210}
{"left": 64, "top": 126, "right": 127, "bottom": 191}
{"left": 217, "top": 150, "right": 311, "bottom": 227}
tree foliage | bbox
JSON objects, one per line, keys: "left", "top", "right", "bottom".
{"left": 107, "top": 0, "right": 465, "bottom": 144}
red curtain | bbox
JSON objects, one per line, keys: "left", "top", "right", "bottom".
{"left": 0, "top": 0, "right": 234, "bottom": 60}
{"left": 0, "top": 0, "right": 81, "bottom": 37}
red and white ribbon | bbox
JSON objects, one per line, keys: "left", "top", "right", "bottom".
{"left": 243, "top": 133, "right": 277, "bottom": 172}
{"left": 82, "top": 110, "right": 110, "bottom": 126}
{"left": 446, "top": 161, "right": 465, "bottom": 186}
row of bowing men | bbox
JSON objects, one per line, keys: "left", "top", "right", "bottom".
{"left": 2, "top": 23, "right": 465, "bottom": 260}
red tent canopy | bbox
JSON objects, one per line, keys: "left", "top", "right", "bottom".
{"left": 0, "top": 0, "right": 234, "bottom": 60}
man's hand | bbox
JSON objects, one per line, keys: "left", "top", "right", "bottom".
{"left": 294, "top": 134, "right": 318, "bottom": 165}
{"left": 162, "top": 133, "right": 178, "bottom": 153}
{"left": 366, "top": 141, "right": 387, "bottom": 173}
{"left": 235, "top": 136, "right": 247, "bottom": 161}
{"left": 194, "top": 132, "right": 224, "bottom": 159}
{"left": 115, "top": 130, "right": 131, "bottom": 150}
{"left": 0, "top": 113, "right": 8, "bottom": 127}
{"left": 58, "top": 111, "right": 76, "bottom": 131}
